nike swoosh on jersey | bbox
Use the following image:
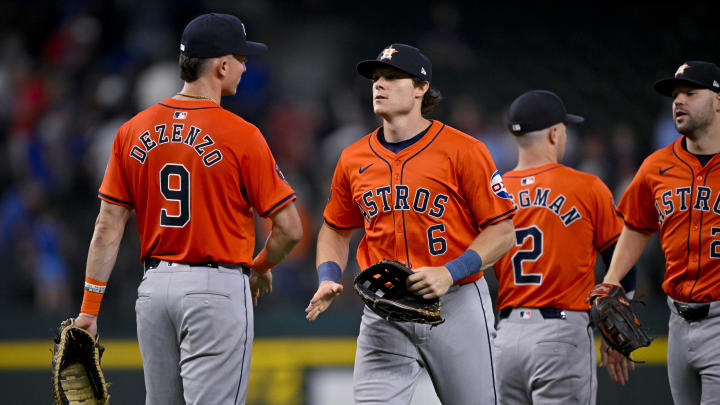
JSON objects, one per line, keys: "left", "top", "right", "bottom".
{"left": 659, "top": 165, "right": 674, "bottom": 175}
{"left": 359, "top": 164, "right": 373, "bottom": 174}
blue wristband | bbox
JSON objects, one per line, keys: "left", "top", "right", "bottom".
{"left": 317, "top": 261, "right": 342, "bottom": 284}
{"left": 445, "top": 250, "right": 483, "bottom": 282}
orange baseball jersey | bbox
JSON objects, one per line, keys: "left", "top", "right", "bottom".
{"left": 323, "top": 120, "right": 516, "bottom": 284}
{"left": 98, "top": 98, "right": 295, "bottom": 265}
{"left": 618, "top": 136, "right": 720, "bottom": 303}
{"left": 494, "top": 163, "right": 622, "bottom": 311}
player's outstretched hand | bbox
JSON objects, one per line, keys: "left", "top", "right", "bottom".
{"left": 305, "top": 281, "right": 343, "bottom": 322}
{"left": 407, "top": 266, "right": 453, "bottom": 299}
{"left": 600, "top": 338, "right": 635, "bottom": 386}
{"left": 250, "top": 270, "right": 273, "bottom": 307}
{"left": 73, "top": 313, "right": 98, "bottom": 338}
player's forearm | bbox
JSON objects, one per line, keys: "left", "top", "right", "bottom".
{"left": 470, "top": 218, "right": 515, "bottom": 270}
{"left": 263, "top": 202, "right": 303, "bottom": 264}
{"left": 314, "top": 224, "right": 352, "bottom": 284}
{"left": 603, "top": 226, "right": 653, "bottom": 285}
{"left": 85, "top": 202, "right": 131, "bottom": 282}
{"left": 80, "top": 202, "right": 130, "bottom": 317}
{"left": 316, "top": 224, "right": 352, "bottom": 268}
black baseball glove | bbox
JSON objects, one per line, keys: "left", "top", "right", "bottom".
{"left": 354, "top": 259, "right": 444, "bottom": 325}
{"left": 588, "top": 283, "right": 652, "bottom": 360}
{"left": 52, "top": 318, "right": 110, "bottom": 405}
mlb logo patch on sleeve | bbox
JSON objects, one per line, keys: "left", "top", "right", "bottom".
{"left": 174, "top": 111, "right": 188, "bottom": 119}
{"left": 491, "top": 170, "right": 511, "bottom": 199}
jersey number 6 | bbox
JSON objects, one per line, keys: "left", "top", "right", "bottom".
{"left": 427, "top": 224, "right": 448, "bottom": 256}
{"left": 512, "top": 226, "right": 543, "bottom": 285}
{"left": 159, "top": 163, "right": 190, "bottom": 228}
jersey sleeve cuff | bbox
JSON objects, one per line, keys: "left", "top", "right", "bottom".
{"left": 98, "top": 192, "right": 133, "bottom": 208}
{"left": 597, "top": 233, "right": 621, "bottom": 252}
{"left": 478, "top": 207, "right": 517, "bottom": 229}
{"left": 260, "top": 193, "right": 297, "bottom": 217}
{"left": 323, "top": 217, "right": 360, "bottom": 231}
{"left": 616, "top": 211, "right": 657, "bottom": 234}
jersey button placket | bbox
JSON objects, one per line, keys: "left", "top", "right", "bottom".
{"left": 687, "top": 210, "right": 701, "bottom": 292}
{"left": 393, "top": 160, "right": 403, "bottom": 256}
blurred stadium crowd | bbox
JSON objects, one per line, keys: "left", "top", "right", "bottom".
{"left": 0, "top": 0, "right": 716, "bottom": 337}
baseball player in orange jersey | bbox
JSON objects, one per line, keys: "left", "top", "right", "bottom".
{"left": 492, "top": 90, "right": 637, "bottom": 404}
{"left": 72, "top": 13, "right": 302, "bottom": 405}
{"left": 305, "top": 43, "right": 516, "bottom": 404}
{"left": 600, "top": 61, "right": 720, "bottom": 403}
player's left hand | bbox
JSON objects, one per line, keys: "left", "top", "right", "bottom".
{"left": 600, "top": 338, "right": 635, "bottom": 386}
{"left": 249, "top": 269, "right": 272, "bottom": 306}
{"left": 407, "top": 266, "right": 453, "bottom": 299}
{"left": 73, "top": 313, "right": 98, "bottom": 338}
{"left": 305, "top": 281, "right": 343, "bottom": 322}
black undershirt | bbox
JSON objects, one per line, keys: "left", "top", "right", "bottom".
{"left": 693, "top": 153, "right": 716, "bottom": 167}
{"left": 682, "top": 137, "right": 717, "bottom": 167}
{"left": 377, "top": 123, "right": 432, "bottom": 153}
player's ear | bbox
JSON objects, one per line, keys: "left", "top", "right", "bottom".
{"left": 548, "top": 126, "right": 558, "bottom": 145}
{"left": 206, "top": 58, "right": 224, "bottom": 79}
{"left": 414, "top": 81, "right": 429, "bottom": 99}
{"left": 215, "top": 56, "right": 229, "bottom": 78}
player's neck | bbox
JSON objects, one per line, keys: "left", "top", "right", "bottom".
{"left": 514, "top": 148, "right": 558, "bottom": 171}
{"left": 684, "top": 125, "right": 720, "bottom": 155}
{"left": 175, "top": 79, "right": 222, "bottom": 105}
{"left": 382, "top": 114, "right": 431, "bottom": 143}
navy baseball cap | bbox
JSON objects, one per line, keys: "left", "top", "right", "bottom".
{"left": 357, "top": 44, "right": 432, "bottom": 84}
{"left": 654, "top": 61, "right": 720, "bottom": 97}
{"left": 180, "top": 13, "right": 267, "bottom": 58}
{"left": 507, "top": 90, "right": 584, "bottom": 135}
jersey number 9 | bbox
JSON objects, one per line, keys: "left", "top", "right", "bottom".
{"left": 159, "top": 163, "right": 190, "bottom": 228}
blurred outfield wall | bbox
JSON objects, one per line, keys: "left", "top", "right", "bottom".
{"left": 1, "top": 337, "right": 672, "bottom": 404}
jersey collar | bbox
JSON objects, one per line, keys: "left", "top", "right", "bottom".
{"left": 673, "top": 136, "right": 720, "bottom": 171}
{"left": 504, "top": 163, "right": 564, "bottom": 178}
{"left": 369, "top": 120, "right": 445, "bottom": 159}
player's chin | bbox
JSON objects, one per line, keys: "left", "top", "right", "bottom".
{"left": 373, "top": 104, "right": 397, "bottom": 117}
{"left": 675, "top": 121, "right": 694, "bottom": 135}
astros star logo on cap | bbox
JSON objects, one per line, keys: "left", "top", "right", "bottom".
{"left": 675, "top": 63, "right": 691, "bottom": 77}
{"left": 380, "top": 46, "right": 398, "bottom": 60}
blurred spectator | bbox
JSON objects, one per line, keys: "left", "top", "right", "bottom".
{"left": 0, "top": 0, "right": 714, "bottom": 336}
{"left": 420, "top": 2, "right": 476, "bottom": 71}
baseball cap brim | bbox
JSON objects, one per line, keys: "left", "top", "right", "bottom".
{"left": 654, "top": 78, "right": 707, "bottom": 97}
{"left": 356, "top": 60, "right": 421, "bottom": 80}
{"left": 237, "top": 41, "right": 268, "bottom": 56}
{"left": 566, "top": 113, "right": 584, "bottom": 124}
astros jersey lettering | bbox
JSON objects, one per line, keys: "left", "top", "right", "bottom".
{"left": 618, "top": 136, "right": 720, "bottom": 302}
{"left": 323, "top": 120, "right": 516, "bottom": 283}
{"left": 99, "top": 98, "right": 295, "bottom": 264}
{"left": 495, "top": 163, "right": 622, "bottom": 310}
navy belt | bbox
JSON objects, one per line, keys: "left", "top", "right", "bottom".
{"left": 144, "top": 258, "right": 250, "bottom": 275}
{"left": 674, "top": 302, "right": 710, "bottom": 322}
{"left": 499, "top": 307, "right": 567, "bottom": 320}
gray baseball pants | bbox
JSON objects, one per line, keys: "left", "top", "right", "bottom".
{"left": 135, "top": 261, "right": 253, "bottom": 405}
{"left": 667, "top": 297, "right": 720, "bottom": 405}
{"left": 353, "top": 278, "right": 497, "bottom": 405}
{"left": 494, "top": 308, "right": 596, "bottom": 405}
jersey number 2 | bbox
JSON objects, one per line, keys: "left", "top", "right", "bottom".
{"left": 512, "top": 226, "right": 543, "bottom": 285}
{"left": 711, "top": 227, "right": 720, "bottom": 259}
{"left": 159, "top": 164, "right": 190, "bottom": 227}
